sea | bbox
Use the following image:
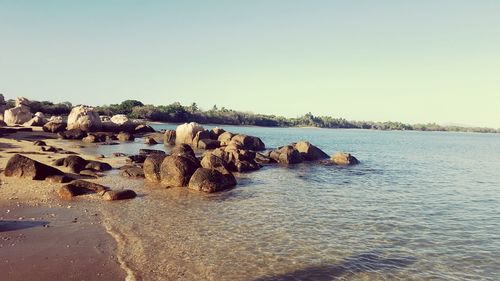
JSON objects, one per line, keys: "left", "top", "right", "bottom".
{"left": 81, "top": 124, "right": 500, "bottom": 281}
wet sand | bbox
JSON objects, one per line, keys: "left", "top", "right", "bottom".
{"left": 0, "top": 127, "right": 127, "bottom": 281}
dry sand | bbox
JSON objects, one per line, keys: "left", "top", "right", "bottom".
{"left": 0, "top": 127, "right": 129, "bottom": 281}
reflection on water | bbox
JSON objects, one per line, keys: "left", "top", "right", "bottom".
{"left": 89, "top": 126, "right": 499, "bottom": 280}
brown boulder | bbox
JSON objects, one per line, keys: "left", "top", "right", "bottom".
{"left": 102, "top": 190, "right": 137, "bottom": 201}
{"left": 117, "top": 132, "right": 134, "bottom": 141}
{"left": 58, "top": 129, "right": 87, "bottom": 140}
{"left": 4, "top": 154, "right": 64, "bottom": 180}
{"left": 120, "top": 165, "right": 145, "bottom": 178}
{"left": 230, "top": 134, "right": 265, "bottom": 151}
{"left": 188, "top": 168, "right": 236, "bottom": 193}
{"left": 270, "top": 145, "right": 303, "bottom": 164}
{"left": 143, "top": 154, "right": 167, "bottom": 182}
{"left": 171, "top": 144, "right": 196, "bottom": 158}
{"left": 217, "top": 131, "right": 234, "bottom": 146}
{"left": 85, "top": 160, "right": 112, "bottom": 171}
{"left": 69, "top": 179, "right": 107, "bottom": 193}
{"left": 160, "top": 155, "right": 200, "bottom": 187}
{"left": 43, "top": 121, "right": 67, "bottom": 133}
{"left": 134, "top": 124, "right": 156, "bottom": 134}
{"left": 144, "top": 137, "right": 158, "bottom": 145}
{"left": 197, "top": 139, "right": 220, "bottom": 150}
{"left": 209, "top": 127, "right": 225, "bottom": 140}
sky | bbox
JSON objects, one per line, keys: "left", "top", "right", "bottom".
{"left": 1, "top": 0, "right": 499, "bottom": 128}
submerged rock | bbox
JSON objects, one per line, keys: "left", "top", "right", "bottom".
{"left": 294, "top": 141, "right": 329, "bottom": 161}
{"left": 4, "top": 154, "right": 64, "bottom": 180}
{"left": 330, "top": 152, "right": 359, "bottom": 165}
{"left": 188, "top": 168, "right": 236, "bottom": 193}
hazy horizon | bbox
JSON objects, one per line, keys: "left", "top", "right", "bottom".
{"left": 1, "top": 1, "right": 499, "bottom": 127}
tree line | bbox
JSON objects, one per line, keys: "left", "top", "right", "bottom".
{"left": 6, "top": 98, "right": 499, "bottom": 133}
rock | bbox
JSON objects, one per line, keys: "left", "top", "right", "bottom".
{"left": 101, "top": 121, "right": 120, "bottom": 132}
{"left": 110, "top": 114, "right": 135, "bottom": 132}
{"left": 113, "top": 152, "right": 127, "bottom": 157}
{"left": 144, "top": 137, "right": 158, "bottom": 145}
{"left": 120, "top": 165, "right": 145, "bottom": 178}
{"left": 143, "top": 154, "right": 167, "bottom": 182}
{"left": 46, "top": 174, "right": 74, "bottom": 183}
{"left": 170, "top": 144, "right": 196, "bottom": 158}
{"left": 188, "top": 168, "right": 236, "bottom": 193}
{"left": 58, "top": 184, "right": 88, "bottom": 200}
{"left": 134, "top": 124, "right": 155, "bottom": 134}
{"left": 294, "top": 141, "right": 329, "bottom": 161}
{"left": 58, "top": 129, "right": 87, "bottom": 140}
{"left": 217, "top": 131, "right": 234, "bottom": 146}
{"left": 67, "top": 105, "right": 102, "bottom": 132}
{"left": 82, "top": 135, "right": 97, "bottom": 143}
{"left": 69, "top": 179, "right": 107, "bottom": 193}
{"left": 234, "top": 160, "right": 260, "bottom": 172}
{"left": 53, "top": 158, "right": 66, "bottom": 166}
{"left": 48, "top": 116, "right": 64, "bottom": 123}
{"left": 34, "top": 112, "right": 45, "bottom": 118}
{"left": 127, "top": 154, "right": 147, "bottom": 164}
{"left": 33, "top": 140, "right": 47, "bottom": 146}
{"left": 0, "top": 120, "right": 6, "bottom": 127}
{"left": 62, "top": 155, "right": 89, "bottom": 173}
{"left": 102, "top": 190, "right": 137, "bottom": 201}
{"left": 15, "top": 97, "right": 31, "bottom": 107}
{"left": 117, "top": 132, "right": 134, "bottom": 142}
{"left": 175, "top": 122, "right": 204, "bottom": 145}
{"left": 160, "top": 155, "right": 200, "bottom": 187}
{"left": 139, "top": 149, "right": 165, "bottom": 155}
{"left": 4, "top": 154, "right": 64, "bottom": 180}
{"left": 23, "top": 116, "right": 46, "bottom": 127}
{"left": 200, "top": 153, "right": 236, "bottom": 186}
{"left": 230, "top": 134, "right": 266, "bottom": 151}
{"left": 79, "top": 169, "right": 101, "bottom": 178}
{"left": 40, "top": 146, "right": 58, "bottom": 152}
{"left": 270, "top": 145, "right": 303, "bottom": 164}
{"left": 197, "top": 139, "right": 220, "bottom": 150}
{"left": 163, "top": 130, "right": 176, "bottom": 145}
{"left": 43, "top": 121, "right": 67, "bottom": 133}
{"left": 331, "top": 152, "right": 359, "bottom": 165}
{"left": 192, "top": 130, "right": 211, "bottom": 147}
{"left": 85, "top": 160, "right": 112, "bottom": 171}
{"left": 4, "top": 105, "right": 32, "bottom": 126}
{"left": 255, "top": 152, "right": 276, "bottom": 164}
{"left": 209, "top": 127, "right": 226, "bottom": 140}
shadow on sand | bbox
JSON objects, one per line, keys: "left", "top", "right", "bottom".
{"left": 252, "top": 251, "right": 416, "bottom": 281}
{"left": 0, "top": 220, "right": 49, "bottom": 233}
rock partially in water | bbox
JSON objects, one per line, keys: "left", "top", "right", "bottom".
{"left": 134, "top": 124, "right": 156, "bottom": 134}
{"left": 270, "top": 145, "right": 303, "bottom": 164}
{"left": 85, "top": 160, "right": 112, "bottom": 172}
{"left": 102, "top": 190, "right": 137, "bottom": 201}
{"left": 197, "top": 139, "right": 220, "bottom": 150}
{"left": 79, "top": 169, "right": 102, "bottom": 178}
{"left": 117, "top": 131, "right": 135, "bottom": 142}
{"left": 69, "top": 179, "right": 107, "bottom": 193}
{"left": 160, "top": 155, "right": 200, "bottom": 187}
{"left": 209, "top": 127, "right": 225, "bottom": 140}
{"left": 294, "top": 141, "right": 329, "bottom": 161}
{"left": 120, "top": 165, "right": 145, "bottom": 178}
{"left": 330, "top": 152, "right": 359, "bottom": 165}
{"left": 139, "top": 149, "right": 165, "bottom": 156}
{"left": 144, "top": 137, "right": 158, "bottom": 145}
{"left": 127, "top": 154, "right": 147, "bottom": 164}
{"left": 4, "top": 154, "right": 64, "bottom": 180}
{"left": 144, "top": 154, "right": 167, "bottom": 182}
{"left": 188, "top": 168, "right": 236, "bottom": 193}
{"left": 230, "top": 134, "right": 266, "bottom": 151}
{"left": 171, "top": 144, "right": 196, "bottom": 158}
{"left": 33, "top": 140, "right": 47, "bottom": 146}
{"left": 175, "top": 122, "right": 204, "bottom": 146}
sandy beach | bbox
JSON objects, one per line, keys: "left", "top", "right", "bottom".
{"left": 0, "top": 128, "right": 127, "bottom": 281}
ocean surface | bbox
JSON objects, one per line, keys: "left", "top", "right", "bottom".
{"left": 84, "top": 124, "right": 500, "bottom": 281}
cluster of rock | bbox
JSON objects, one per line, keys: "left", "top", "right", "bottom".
{"left": 3, "top": 154, "right": 136, "bottom": 201}
{"left": 0, "top": 96, "right": 48, "bottom": 127}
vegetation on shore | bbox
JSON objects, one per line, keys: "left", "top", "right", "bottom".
{"left": 5, "top": 98, "right": 499, "bottom": 133}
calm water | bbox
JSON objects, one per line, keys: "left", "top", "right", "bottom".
{"left": 87, "top": 125, "right": 500, "bottom": 281}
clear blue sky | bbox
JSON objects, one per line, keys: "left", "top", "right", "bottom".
{"left": 1, "top": 0, "right": 499, "bottom": 128}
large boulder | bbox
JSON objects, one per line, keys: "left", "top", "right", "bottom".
{"left": 209, "top": 127, "right": 225, "bottom": 140}
{"left": 4, "top": 105, "right": 32, "bottom": 126}
{"left": 170, "top": 144, "right": 196, "bottom": 159}
{"left": 175, "top": 122, "right": 204, "bottom": 146}
{"left": 294, "top": 141, "right": 329, "bottom": 161}
{"left": 188, "top": 168, "right": 236, "bottom": 193}
{"left": 143, "top": 154, "right": 167, "bottom": 182}
{"left": 15, "top": 97, "right": 31, "bottom": 107}
{"left": 331, "top": 152, "right": 359, "bottom": 165}
{"left": 0, "top": 94, "right": 6, "bottom": 121}
{"left": 197, "top": 139, "right": 220, "bottom": 150}
{"left": 134, "top": 124, "right": 155, "bottom": 134}
{"left": 43, "top": 121, "right": 67, "bottom": 133}
{"left": 200, "top": 153, "right": 237, "bottom": 186}
{"left": 192, "top": 130, "right": 211, "bottom": 148}
{"left": 217, "top": 131, "right": 234, "bottom": 146}
{"left": 67, "top": 105, "right": 102, "bottom": 132}
{"left": 4, "top": 154, "right": 64, "bottom": 180}
{"left": 160, "top": 155, "right": 200, "bottom": 187}
{"left": 230, "top": 134, "right": 265, "bottom": 151}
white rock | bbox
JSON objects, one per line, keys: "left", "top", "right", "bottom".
{"left": 4, "top": 105, "right": 32, "bottom": 125}
{"left": 15, "top": 97, "right": 31, "bottom": 107}
{"left": 175, "top": 122, "right": 204, "bottom": 145}
{"left": 67, "top": 105, "right": 102, "bottom": 131}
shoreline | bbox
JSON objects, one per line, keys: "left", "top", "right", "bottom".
{"left": 0, "top": 128, "right": 129, "bottom": 281}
